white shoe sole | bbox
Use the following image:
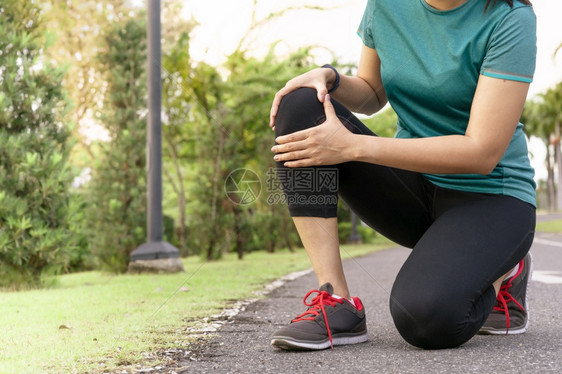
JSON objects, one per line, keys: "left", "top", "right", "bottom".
{"left": 271, "top": 332, "right": 369, "bottom": 350}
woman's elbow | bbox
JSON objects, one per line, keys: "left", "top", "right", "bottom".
{"left": 355, "top": 98, "right": 388, "bottom": 116}
{"left": 476, "top": 163, "right": 496, "bottom": 176}
{"left": 361, "top": 107, "right": 378, "bottom": 116}
{"left": 464, "top": 139, "right": 505, "bottom": 175}
{"left": 472, "top": 155, "right": 501, "bottom": 175}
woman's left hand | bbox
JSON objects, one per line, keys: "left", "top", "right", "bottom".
{"left": 271, "top": 94, "right": 356, "bottom": 167}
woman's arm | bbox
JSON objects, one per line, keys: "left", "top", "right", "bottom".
{"left": 272, "top": 75, "right": 529, "bottom": 175}
{"left": 354, "top": 75, "right": 529, "bottom": 174}
{"left": 331, "top": 45, "right": 388, "bottom": 115}
{"left": 269, "top": 45, "right": 386, "bottom": 128}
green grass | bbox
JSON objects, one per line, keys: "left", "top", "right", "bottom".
{"left": 0, "top": 239, "right": 393, "bottom": 373}
{"left": 536, "top": 219, "right": 562, "bottom": 233}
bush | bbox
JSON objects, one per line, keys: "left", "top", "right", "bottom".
{"left": 66, "top": 193, "right": 95, "bottom": 271}
{"left": 86, "top": 16, "right": 148, "bottom": 273}
{"left": 338, "top": 221, "right": 377, "bottom": 244}
{"left": 163, "top": 215, "right": 176, "bottom": 247}
{"left": 0, "top": 0, "right": 80, "bottom": 288}
{"left": 247, "top": 210, "right": 281, "bottom": 253}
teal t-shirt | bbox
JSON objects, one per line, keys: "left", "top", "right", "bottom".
{"left": 358, "top": 0, "right": 537, "bottom": 206}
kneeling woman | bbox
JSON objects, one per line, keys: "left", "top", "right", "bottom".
{"left": 269, "top": 0, "right": 536, "bottom": 350}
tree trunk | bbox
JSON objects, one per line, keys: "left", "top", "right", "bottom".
{"left": 266, "top": 205, "right": 277, "bottom": 253}
{"left": 163, "top": 134, "right": 188, "bottom": 255}
{"left": 554, "top": 122, "right": 562, "bottom": 211}
{"left": 546, "top": 143, "right": 556, "bottom": 211}
{"left": 233, "top": 205, "right": 245, "bottom": 260}
{"left": 206, "top": 240, "right": 214, "bottom": 261}
{"left": 281, "top": 213, "right": 295, "bottom": 253}
{"left": 208, "top": 120, "right": 226, "bottom": 260}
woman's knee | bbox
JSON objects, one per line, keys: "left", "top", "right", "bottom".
{"left": 389, "top": 288, "right": 474, "bottom": 350}
{"left": 274, "top": 87, "right": 325, "bottom": 137}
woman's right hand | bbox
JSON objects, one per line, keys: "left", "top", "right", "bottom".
{"left": 269, "top": 67, "right": 336, "bottom": 130}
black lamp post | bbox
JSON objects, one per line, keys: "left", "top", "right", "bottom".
{"left": 129, "top": 0, "right": 183, "bottom": 272}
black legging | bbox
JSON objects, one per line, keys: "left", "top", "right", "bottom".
{"left": 274, "top": 88, "right": 535, "bottom": 349}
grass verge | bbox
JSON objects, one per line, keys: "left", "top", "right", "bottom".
{"left": 536, "top": 219, "right": 562, "bottom": 233}
{"left": 0, "top": 239, "right": 393, "bottom": 373}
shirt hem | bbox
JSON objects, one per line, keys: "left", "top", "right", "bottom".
{"left": 481, "top": 70, "right": 533, "bottom": 83}
{"left": 422, "top": 177, "right": 537, "bottom": 208}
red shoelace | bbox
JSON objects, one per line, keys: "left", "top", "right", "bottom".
{"left": 493, "top": 259, "right": 525, "bottom": 334}
{"left": 291, "top": 289, "right": 344, "bottom": 349}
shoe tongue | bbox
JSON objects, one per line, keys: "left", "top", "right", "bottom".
{"left": 319, "top": 282, "right": 334, "bottom": 295}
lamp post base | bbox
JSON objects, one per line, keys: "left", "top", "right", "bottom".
{"left": 128, "top": 241, "right": 184, "bottom": 273}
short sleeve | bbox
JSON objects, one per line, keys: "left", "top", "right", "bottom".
{"left": 357, "top": 0, "right": 376, "bottom": 49}
{"left": 480, "top": 6, "right": 536, "bottom": 83}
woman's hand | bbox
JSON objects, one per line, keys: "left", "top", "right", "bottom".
{"left": 271, "top": 94, "right": 356, "bottom": 167}
{"left": 269, "top": 68, "right": 336, "bottom": 130}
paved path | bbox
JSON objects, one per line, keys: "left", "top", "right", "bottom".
{"left": 175, "top": 232, "right": 562, "bottom": 373}
{"left": 536, "top": 212, "right": 562, "bottom": 222}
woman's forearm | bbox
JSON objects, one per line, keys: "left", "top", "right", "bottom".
{"left": 351, "top": 134, "right": 502, "bottom": 175}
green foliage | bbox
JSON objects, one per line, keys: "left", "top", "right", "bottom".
{"left": 86, "top": 16, "right": 148, "bottom": 272}
{"left": 523, "top": 82, "right": 562, "bottom": 141}
{"left": 161, "top": 35, "right": 312, "bottom": 260}
{"left": 204, "top": 47, "right": 317, "bottom": 259}
{"left": 247, "top": 209, "right": 281, "bottom": 253}
{"left": 338, "top": 221, "right": 377, "bottom": 244}
{"left": 0, "top": 0, "right": 81, "bottom": 287}
{"left": 363, "top": 106, "right": 398, "bottom": 138}
{"left": 66, "top": 193, "right": 96, "bottom": 271}
{"left": 337, "top": 200, "right": 378, "bottom": 244}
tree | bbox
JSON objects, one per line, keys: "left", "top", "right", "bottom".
{"left": 0, "top": 0, "right": 80, "bottom": 287}
{"left": 86, "top": 15, "right": 148, "bottom": 272}
{"left": 159, "top": 1, "right": 338, "bottom": 260}
{"left": 161, "top": 33, "right": 200, "bottom": 256}
{"left": 522, "top": 40, "right": 562, "bottom": 211}
{"left": 542, "top": 83, "right": 562, "bottom": 210}
{"left": 523, "top": 81, "right": 562, "bottom": 210}
{"left": 165, "top": 45, "right": 316, "bottom": 260}
{"left": 160, "top": 40, "right": 315, "bottom": 259}
{"left": 42, "top": 0, "right": 137, "bottom": 162}
{"left": 522, "top": 100, "right": 554, "bottom": 210}
{"left": 40, "top": 0, "right": 195, "bottom": 165}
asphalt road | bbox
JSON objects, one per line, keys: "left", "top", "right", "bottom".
{"left": 173, "top": 231, "right": 562, "bottom": 374}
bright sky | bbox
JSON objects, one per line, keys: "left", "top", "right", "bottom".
{"left": 183, "top": 0, "right": 562, "bottom": 181}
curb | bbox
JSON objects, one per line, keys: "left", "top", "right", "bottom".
{"left": 185, "top": 268, "right": 313, "bottom": 334}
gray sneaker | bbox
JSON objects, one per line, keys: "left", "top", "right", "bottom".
{"left": 271, "top": 283, "right": 368, "bottom": 350}
{"left": 478, "top": 252, "right": 533, "bottom": 335}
